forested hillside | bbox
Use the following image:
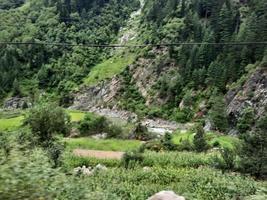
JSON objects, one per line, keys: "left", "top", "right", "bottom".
{"left": 1, "top": 0, "right": 267, "bottom": 199}
{"left": 0, "top": 0, "right": 139, "bottom": 100}
{"left": 1, "top": 0, "right": 267, "bottom": 132}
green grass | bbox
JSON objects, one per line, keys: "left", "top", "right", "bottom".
{"left": 0, "top": 116, "right": 24, "bottom": 131}
{"left": 173, "top": 131, "right": 240, "bottom": 150}
{"left": 84, "top": 54, "right": 135, "bottom": 86}
{"left": 0, "top": 110, "right": 88, "bottom": 131}
{"left": 65, "top": 137, "right": 141, "bottom": 152}
{"left": 67, "top": 110, "right": 87, "bottom": 122}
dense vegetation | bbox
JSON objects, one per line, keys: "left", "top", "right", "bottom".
{"left": 0, "top": 0, "right": 267, "bottom": 199}
{"left": 0, "top": 0, "right": 139, "bottom": 102}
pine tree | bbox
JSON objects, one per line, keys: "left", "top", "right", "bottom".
{"left": 206, "top": 61, "right": 226, "bottom": 91}
{"left": 237, "top": 107, "right": 255, "bottom": 134}
{"left": 193, "top": 124, "right": 209, "bottom": 152}
{"left": 219, "top": 3, "right": 234, "bottom": 42}
{"left": 209, "top": 93, "right": 229, "bottom": 132}
{"left": 12, "top": 78, "right": 22, "bottom": 97}
{"left": 239, "top": 112, "right": 267, "bottom": 178}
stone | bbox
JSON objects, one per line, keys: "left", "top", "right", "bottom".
{"left": 204, "top": 119, "right": 212, "bottom": 132}
{"left": 94, "top": 164, "right": 107, "bottom": 172}
{"left": 147, "top": 191, "right": 185, "bottom": 200}
{"left": 226, "top": 68, "right": 267, "bottom": 129}
{"left": 143, "top": 166, "right": 152, "bottom": 172}
{"left": 3, "top": 97, "right": 31, "bottom": 110}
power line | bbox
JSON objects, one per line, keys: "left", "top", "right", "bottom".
{"left": 0, "top": 41, "right": 266, "bottom": 48}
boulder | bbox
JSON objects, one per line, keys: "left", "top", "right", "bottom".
{"left": 147, "top": 191, "right": 185, "bottom": 200}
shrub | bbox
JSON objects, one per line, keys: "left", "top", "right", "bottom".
{"left": 0, "top": 149, "right": 88, "bottom": 200}
{"left": 0, "top": 132, "right": 11, "bottom": 161}
{"left": 24, "top": 104, "right": 71, "bottom": 146}
{"left": 105, "top": 124, "right": 123, "bottom": 139}
{"left": 237, "top": 107, "right": 255, "bottom": 134}
{"left": 177, "top": 138, "right": 194, "bottom": 151}
{"left": 212, "top": 140, "right": 221, "bottom": 148}
{"left": 208, "top": 93, "right": 229, "bottom": 132}
{"left": 121, "top": 149, "right": 144, "bottom": 169}
{"left": 193, "top": 124, "right": 209, "bottom": 152}
{"left": 78, "top": 114, "right": 108, "bottom": 136}
{"left": 161, "top": 132, "right": 177, "bottom": 151}
{"left": 144, "top": 140, "right": 163, "bottom": 152}
{"left": 212, "top": 148, "right": 236, "bottom": 172}
{"left": 129, "top": 122, "right": 154, "bottom": 141}
{"left": 239, "top": 113, "right": 267, "bottom": 178}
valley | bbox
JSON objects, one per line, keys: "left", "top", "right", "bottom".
{"left": 0, "top": 0, "right": 266, "bottom": 199}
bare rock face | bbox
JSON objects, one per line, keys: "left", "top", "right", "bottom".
{"left": 3, "top": 97, "right": 31, "bottom": 110}
{"left": 70, "top": 76, "right": 122, "bottom": 110}
{"left": 147, "top": 191, "right": 185, "bottom": 200}
{"left": 226, "top": 68, "right": 267, "bottom": 128}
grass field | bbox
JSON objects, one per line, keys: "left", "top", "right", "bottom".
{"left": 84, "top": 54, "right": 135, "bottom": 86}
{"left": 0, "top": 110, "right": 87, "bottom": 131}
{"left": 65, "top": 137, "right": 141, "bottom": 152}
{"left": 0, "top": 115, "right": 24, "bottom": 131}
{"left": 67, "top": 110, "right": 87, "bottom": 122}
{"left": 172, "top": 131, "right": 240, "bottom": 149}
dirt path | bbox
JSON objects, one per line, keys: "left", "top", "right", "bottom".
{"left": 73, "top": 149, "right": 124, "bottom": 160}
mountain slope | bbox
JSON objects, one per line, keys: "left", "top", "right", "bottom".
{"left": 1, "top": 0, "right": 267, "bottom": 133}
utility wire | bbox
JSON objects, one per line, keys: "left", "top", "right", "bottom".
{"left": 0, "top": 41, "right": 266, "bottom": 48}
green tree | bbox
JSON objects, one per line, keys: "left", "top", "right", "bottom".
{"left": 25, "top": 104, "right": 71, "bottom": 146}
{"left": 239, "top": 113, "right": 267, "bottom": 178}
{"left": 209, "top": 93, "right": 229, "bottom": 132}
{"left": 12, "top": 78, "right": 22, "bottom": 97}
{"left": 219, "top": 2, "right": 234, "bottom": 42}
{"left": 193, "top": 124, "right": 209, "bottom": 152}
{"left": 237, "top": 107, "right": 255, "bottom": 134}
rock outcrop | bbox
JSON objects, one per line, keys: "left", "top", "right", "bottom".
{"left": 3, "top": 97, "right": 31, "bottom": 110}
{"left": 147, "top": 191, "right": 185, "bottom": 200}
{"left": 70, "top": 76, "right": 122, "bottom": 110}
{"left": 226, "top": 67, "right": 267, "bottom": 127}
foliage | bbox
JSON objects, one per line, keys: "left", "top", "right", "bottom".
{"left": 77, "top": 113, "right": 123, "bottom": 138}
{"left": 173, "top": 131, "right": 240, "bottom": 150}
{"left": 208, "top": 92, "right": 229, "bottom": 132}
{"left": 213, "top": 148, "right": 236, "bottom": 172}
{"left": 25, "top": 104, "right": 71, "bottom": 145}
{"left": 78, "top": 113, "right": 108, "bottom": 136}
{"left": 161, "top": 132, "right": 177, "bottom": 151}
{"left": 237, "top": 107, "right": 255, "bottom": 134}
{"left": 239, "top": 113, "right": 267, "bottom": 178}
{"left": 0, "top": 0, "right": 139, "bottom": 98}
{"left": 121, "top": 149, "right": 144, "bottom": 169}
{"left": 65, "top": 137, "right": 141, "bottom": 152}
{"left": 0, "top": 131, "right": 11, "bottom": 162}
{"left": 0, "top": 149, "right": 89, "bottom": 200}
{"left": 193, "top": 124, "right": 209, "bottom": 152}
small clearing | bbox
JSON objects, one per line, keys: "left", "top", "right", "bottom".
{"left": 73, "top": 149, "right": 124, "bottom": 160}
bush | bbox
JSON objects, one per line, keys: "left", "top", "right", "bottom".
{"left": 193, "top": 124, "right": 209, "bottom": 152}
{"left": 144, "top": 140, "right": 163, "bottom": 152}
{"left": 121, "top": 149, "right": 144, "bottom": 169}
{"left": 129, "top": 122, "right": 154, "bottom": 141}
{"left": 24, "top": 104, "right": 71, "bottom": 146}
{"left": 212, "top": 141, "right": 221, "bottom": 148}
{"left": 212, "top": 148, "right": 236, "bottom": 172}
{"left": 239, "top": 113, "right": 267, "bottom": 178}
{"left": 176, "top": 138, "right": 194, "bottom": 151}
{"left": 105, "top": 124, "right": 123, "bottom": 139}
{"left": 208, "top": 93, "right": 229, "bottom": 132}
{"left": 78, "top": 114, "right": 108, "bottom": 136}
{"left": 0, "top": 132, "right": 11, "bottom": 162}
{"left": 161, "top": 132, "right": 177, "bottom": 151}
{"left": 237, "top": 107, "right": 255, "bottom": 134}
